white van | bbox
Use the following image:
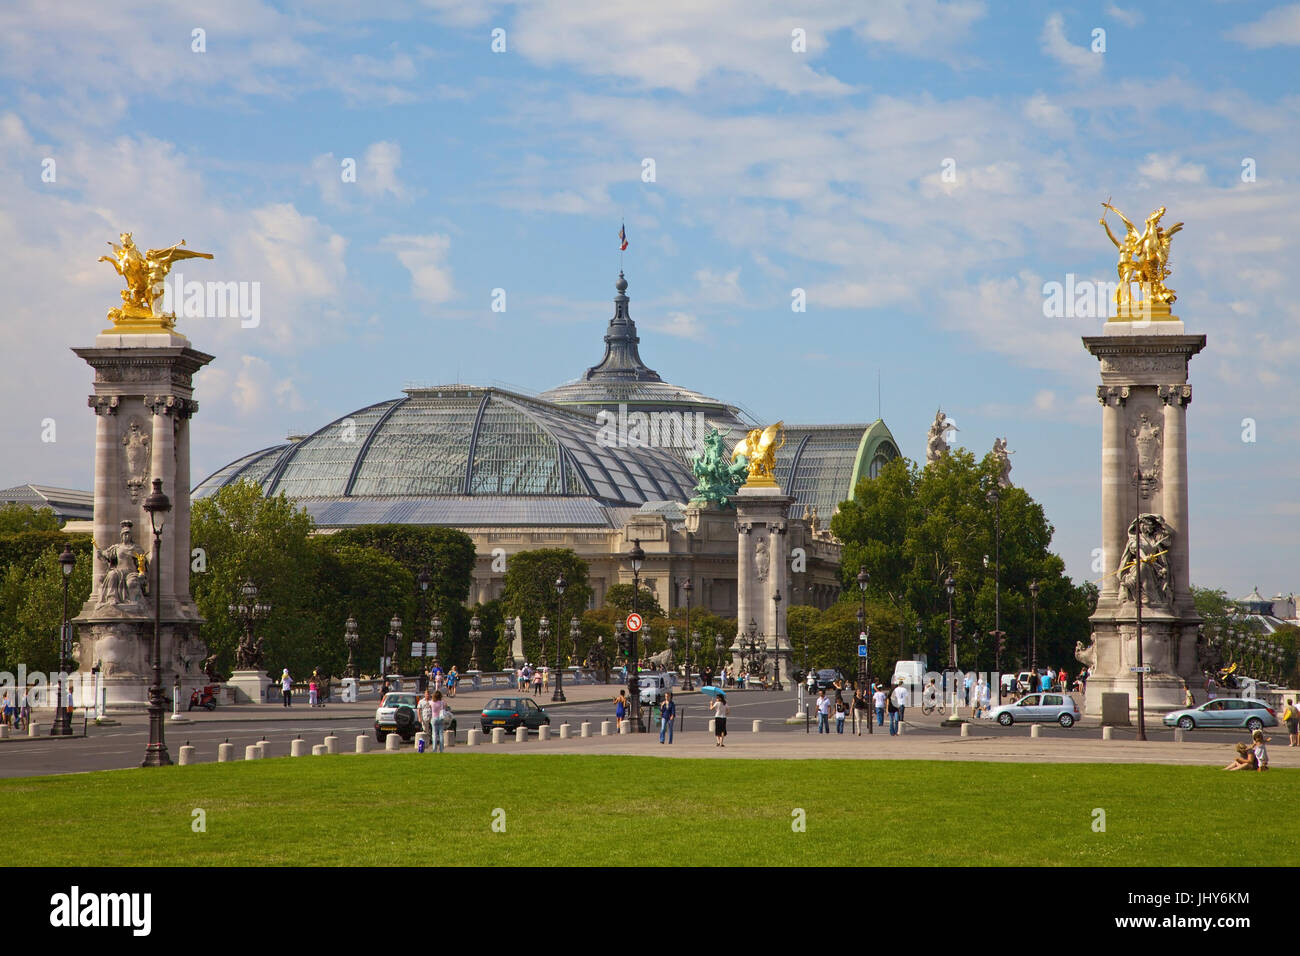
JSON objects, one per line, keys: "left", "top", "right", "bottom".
{"left": 891, "top": 660, "right": 927, "bottom": 688}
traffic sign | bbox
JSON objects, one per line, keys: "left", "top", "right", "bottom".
{"left": 857, "top": 644, "right": 868, "bottom": 658}
{"left": 410, "top": 642, "right": 426, "bottom": 657}
{"left": 1130, "top": 666, "right": 1151, "bottom": 673}
{"left": 625, "top": 613, "right": 643, "bottom": 633}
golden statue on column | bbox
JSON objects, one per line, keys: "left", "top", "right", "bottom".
{"left": 98, "top": 232, "right": 213, "bottom": 332}
{"left": 1099, "top": 201, "right": 1183, "bottom": 316}
{"left": 732, "top": 421, "right": 785, "bottom": 488}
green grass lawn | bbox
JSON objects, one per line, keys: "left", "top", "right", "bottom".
{"left": 2, "top": 754, "right": 1293, "bottom": 866}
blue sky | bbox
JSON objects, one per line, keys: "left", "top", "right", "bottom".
{"left": 1, "top": 0, "right": 1297, "bottom": 599}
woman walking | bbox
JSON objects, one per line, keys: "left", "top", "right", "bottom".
{"left": 431, "top": 690, "right": 447, "bottom": 753}
{"left": 614, "top": 689, "right": 628, "bottom": 728}
{"left": 280, "top": 669, "right": 293, "bottom": 707}
{"left": 1281, "top": 698, "right": 1298, "bottom": 747}
{"left": 711, "top": 692, "right": 729, "bottom": 747}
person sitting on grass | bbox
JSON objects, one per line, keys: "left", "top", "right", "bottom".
{"left": 1222, "top": 742, "right": 1256, "bottom": 771}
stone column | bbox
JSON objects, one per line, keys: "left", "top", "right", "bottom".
{"left": 1159, "top": 385, "right": 1191, "bottom": 608}
{"left": 171, "top": 402, "right": 197, "bottom": 606}
{"left": 148, "top": 395, "right": 177, "bottom": 608}
{"left": 89, "top": 397, "right": 120, "bottom": 597}
{"left": 1097, "top": 385, "right": 1128, "bottom": 600}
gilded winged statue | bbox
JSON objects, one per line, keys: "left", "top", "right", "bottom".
{"left": 731, "top": 421, "right": 785, "bottom": 487}
{"left": 1099, "top": 202, "right": 1183, "bottom": 310}
{"left": 98, "top": 232, "right": 213, "bottom": 329}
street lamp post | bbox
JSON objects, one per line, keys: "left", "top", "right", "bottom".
{"left": 945, "top": 575, "right": 961, "bottom": 723}
{"left": 987, "top": 487, "right": 1005, "bottom": 703}
{"left": 689, "top": 631, "right": 700, "bottom": 691}
{"left": 680, "top": 578, "right": 694, "bottom": 690}
{"left": 429, "top": 615, "right": 442, "bottom": 669}
{"left": 417, "top": 567, "right": 430, "bottom": 672}
{"left": 857, "top": 567, "right": 871, "bottom": 733}
{"left": 570, "top": 616, "right": 581, "bottom": 669}
{"left": 141, "top": 479, "right": 172, "bottom": 767}
{"left": 386, "top": 615, "right": 402, "bottom": 676}
{"left": 552, "top": 573, "right": 567, "bottom": 702}
{"left": 52, "top": 544, "right": 76, "bottom": 736}
{"left": 538, "top": 616, "right": 549, "bottom": 671}
{"left": 627, "top": 538, "right": 645, "bottom": 732}
{"left": 468, "top": 614, "right": 481, "bottom": 671}
{"left": 1029, "top": 580, "right": 1041, "bottom": 694}
{"left": 344, "top": 615, "right": 359, "bottom": 679}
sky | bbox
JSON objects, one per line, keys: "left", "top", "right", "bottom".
{"left": 0, "top": 0, "right": 1297, "bottom": 600}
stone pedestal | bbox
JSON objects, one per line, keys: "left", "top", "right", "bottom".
{"left": 1080, "top": 321, "right": 1206, "bottom": 719}
{"left": 732, "top": 484, "right": 795, "bottom": 685}
{"left": 227, "top": 670, "right": 271, "bottom": 705}
{"left": 71, "top": 336, "right": 213, "bottom": 711}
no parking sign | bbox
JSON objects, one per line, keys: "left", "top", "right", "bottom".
{"left": 625, "top": 613, "right": 643, "bottom": 632}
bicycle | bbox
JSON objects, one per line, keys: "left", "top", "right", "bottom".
{"left": 920, "top": 690, "right": 941, "bottom": 716}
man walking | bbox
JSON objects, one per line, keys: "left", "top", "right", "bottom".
{"left": 890, "top": 680, "right": 909, "bottom": 735}
{"left": 873, "top": 683, "right": 888, "bottom": 729}
{"left": 816, "top": 689, "right": 831, "bottom": 734}
{"left": 659, "top": 690, "right": 677, "bottom": 744}
{"left": 418, "top": 689, "right": 434, "bottom": 748}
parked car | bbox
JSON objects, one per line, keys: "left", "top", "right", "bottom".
{"left": 813, "top": 669, "right": 847, "bottom": 691}
{"left": 1162, "top": 698, "right": 1278, "bottom": 732}
{"left": 480, "top": 697, "right": 551, "bottom": 734}
{"left": 985, "top": 692, "right": 1081, "bottom": 728}
{"left": 374, "top": 692, "right": 420, "bottom": 743}
{"left": 638, "top": 673, "right": 677, "bottom": 707}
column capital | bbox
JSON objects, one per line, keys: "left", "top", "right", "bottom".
{"left": 88, "top": 395, "right": 119, "bottom": 416}
{"left": 1097, "top": 385, "right": 1129, "bottom": 407}
{"left": 1158, "top": 384, "right": 1192, "bottom": 407}
{"left": 146, "top": 394, "right": 199, "bottom": 418}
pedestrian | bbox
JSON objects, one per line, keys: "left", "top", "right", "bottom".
{"left": 1, "top": 692, "right": 11, "bottom": 726}
{"left": 816, "top": 689, "right": 831, "bottom": 733}
{"left": 873, "top": 684, "right": 887, "bottom": 728}
{"left": 280, "top": 669, "right": 293, "bottom": 707}
{"left": 418, "top": 689, "right": 434, "bottom": 746}
{"left": 805, "top": 669, "right": 816, "bottom": 697}
{"left": 1182, "top": 682, "right": 1194, "bottom": 708}
{"left": 20, "top": 686, "right": 31, "bottom": 732}
{"left": 963, "top": 672, "right": 972, "bottom": 705}
{"left": 1252, "top": 729, "right": 1270, "bottom": 771}
{"left": 447, "top": 666, "right": 458, "bottom": 697}
{"left": 380, "top": 676, "right": 391, "bottom": 699}
{"left": 711, "top": 692, "right": 728, "bottom": 747}
{"left": 852, "top": 684, "right": 870, "bottom": 734}
{"left": 979, "top": 678, "right": 990, "bottom": 717}
{"left": 1222, "top": 741, "right": 1255, "bottom": 771}
{"left": 659, "top": 690, "right": 676, "bottom": 744}
{"left": 834, "top": 697, "right": 846, "bottom": 734}
{"left": 614, "top": 689, "right": 628, "bottom": 727}
{"left": 431, "top": 690, "right": 447, "bottom": 753}
{"left": 890, "top": 680, "right": 909, "bottom": 735}
{"left": 1205, "top": 673, "right": 1217, "bottom": 700}
{"left": 308, "top": 676, "right": 319, "bottom": 708}
{"left": 970, "top": 679, "right": 983, "bottom": 719}
{"left": 532, "top": 668, "right": 542, "bottom": 695}
{"left": 1282, "top": 699, "right": 1299, "bottom": 747}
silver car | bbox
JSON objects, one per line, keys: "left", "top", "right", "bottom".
{"left": 1161, "top": 698, "right": 1278, "bottom": 732}
{"left": 986, "top": 693, "right": 1081, "bottom": 728}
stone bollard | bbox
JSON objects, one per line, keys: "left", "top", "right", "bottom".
{"left": 516, "top": 726, "right": 528, "bottom": 743}
{"left": 291, "top": 739, "right": 307, "bottom": 757}
{"left": 491, "top": 728, "right": 505, "bottom": 745}
{"left": 28, "top": 723, "right": 40, "bottom": 738}
{"left": 619, "top": 719, "right": 631, "bottom": 735}
{"left": 1173, "top": 728, "right": 1184, "bottom": 743}
{"left": 312, "top": 744, "right": 327, "bottom": 756}
{"left": 752, "top": 720, "right": 762, "bottom": 733}
{"left": 218, "top": 742, "right": 233, "bottom": 762}
{"left": 414, "top": 732, "right": 429, "bottom": 751}
{"left": 580, "top": 722, "right": 591, "bottom": 737}
{"left": 601, "top": 721, "right": 612, "bottom": 736}
{"left": 0, "top": 725, "right": 8, "bottom": 739}
{"left": 179, "top": 745, "right": 195, "bottom": 765}
{"left": 1030, "top": 724, "right": 1041, "bottom": 738}
{"left": 356, "top": 735, "right": 371, "bottom": 754}
{"left": 1102, "top": 726, "right": 1113, "bottom": 741}
{"left": 444, "top": 730, "right": 456, "bottom": 749}
{"left": 559, "top": 724, "right": 571, "bottom": 740}
{"left": 324, "top": 735, "right": 339, "bottom": 754}
{"left": 539, "top": 725, "right": 551, "bottom": 741}
{"left": 960, "top": 723, "right": 971, "bottom": 737}
{"left": 466, "top": 729, "right": 481, "bottom": 747}
{"left": 244, "top": 745, "right": 260, "bottom": 761}
{"left": 255, "top": 740, "right": 270, "bottom": 759}
{"left": 385, "top": 733, "right": 401, "bottom": 752}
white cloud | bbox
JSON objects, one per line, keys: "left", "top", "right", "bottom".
{"left": 1040, "top": 13, "right": 1103, "bottom": 77}
{"left": 382, "top": 234, "right": 455, "bottom": 308}
{"left": 655, "top": 311, "right": 706, "bottom": 340}
{"left": 1105, "top": 4, "right": 1143, "bottom": 28}
{"left": 1136, "top": 152, "right": 1207, "bottom": 184}
{"left": 361, "top": 141, "right": 406, "bottom": 198}
{"left": 1227, "top": 3, "right": 1300, "bottom": 48}
{"left": 1023, "top": 92, "right": 1071, "bottom": 132}
{"left": 693, "top": 267, "right": 743, "bottom": 304}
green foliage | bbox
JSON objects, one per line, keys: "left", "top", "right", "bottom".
{"left": 0, "top": 531, "right": 83, "bottom": 575}
{"left": 0, "top": 543, "right": 92, "bottom": 676}
{"left": 0, "top": 504, "right": 61, "bottom": 534}
{"left": 603, "top": 582, "right": 664, "bottom": 619}
{"left": 190, "top": 481, "right": 318, "bottom": 679}
{"left": 308, "top": 541, "right": 414, "bottom": 677}
{"left": 501, "top": 549, "right": 593, "bottom": 667}
{"left": 831, "top": 451, "right": 1094, "bottom": 673}
{"left": 787, "top": 597, "right": 901, "bottom": 682}
{"left": 470, "top": 599, "right": 504, "bottom": 671}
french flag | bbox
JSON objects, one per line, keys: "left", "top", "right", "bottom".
{"left": 619, "top": 223, "right": 628, "bottom": 251}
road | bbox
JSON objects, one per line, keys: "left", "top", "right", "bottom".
{"left": 0, "top": 685, "right": 1271, "bottom": 778}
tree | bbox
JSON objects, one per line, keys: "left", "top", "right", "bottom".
{"left": 603, "top": 583, "right": 664, "bottom": 619}
{"left": 0, "top": 544, "right": 92, "bottom": 676}
{"left": 189, "top": 481, "right": 317, "bottom": 679}
{"left": 0, "top": 504, "right": 61, "bottom": 534}
{"left": 309, "top": 542, "right": 414, "bottom": 678}
{"left": 832, "top": 450, "right": 1093, "bottom": 674}
{"left": 501, "top": 549, "right": 593, "bottom": 666}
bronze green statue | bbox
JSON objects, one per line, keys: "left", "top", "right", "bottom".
{"left": 690, "top": 427, "right": 750, "bottom": 508}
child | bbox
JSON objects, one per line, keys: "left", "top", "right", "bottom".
{"left": 1252, "top": 730, "right": 1270, "bottom": 771}
{"left": 834, "top": 698, "right": 846, "bottom": 734}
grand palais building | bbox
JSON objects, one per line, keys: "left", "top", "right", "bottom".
{"left": 194, "top": 273, "right": 901, "bottom": 618}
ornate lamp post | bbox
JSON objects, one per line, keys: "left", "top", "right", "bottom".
{"left": 344, "top": 615, "right": 359, "bottom": 679}
{"left": 229, "top": 578, "right": 271, "bottom": 671}
{"left": 667, "top": 626, "right": 677, "bottom": 673}
{"left": 538, "top": 616, "right": 549, "bottom": 669}
{"left": 772, "top": 590, "right": 784, "bottom": 690}
{"left": 429, "top": 615, "right": 443, "bottom": 667}
{"left": 987, "top": 487, "right": 1005, "bottom": 702}
{"left": 945, "top": 575, "right": 961, "bottom": 722}
{"left": 570, "top": 616, "right": 581, "bottom": 667}
{"left": 52, "top": 544, "right": 76, "bottom": 736}
{"left": 1029, "top": 580, "right": 1040, "bottom": 685}
{"left": 857, "top": 565, "right": 870, "bottom": 700}
{"left": 627, "top": 538, "right": 645, "bottom": 731}
{"left": 386, "top": 615, "right": 402, "bottom": 676}
{"left": 468, "top": 614, "right": 481, "bottom": 671}
{"left": 680, "top": 577, "right": 694, "bottom": 690}
{"left": 552, "top": 573, "right": 567, "bottom": 702}
{"left": 141, "top": 478, "right": 172, "bottom": 767}
{"left": 689, "top": 631, "right": 700, "bottom": 692}
{"left": 714, "top": 633, "right": 724, "bottom": 673}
